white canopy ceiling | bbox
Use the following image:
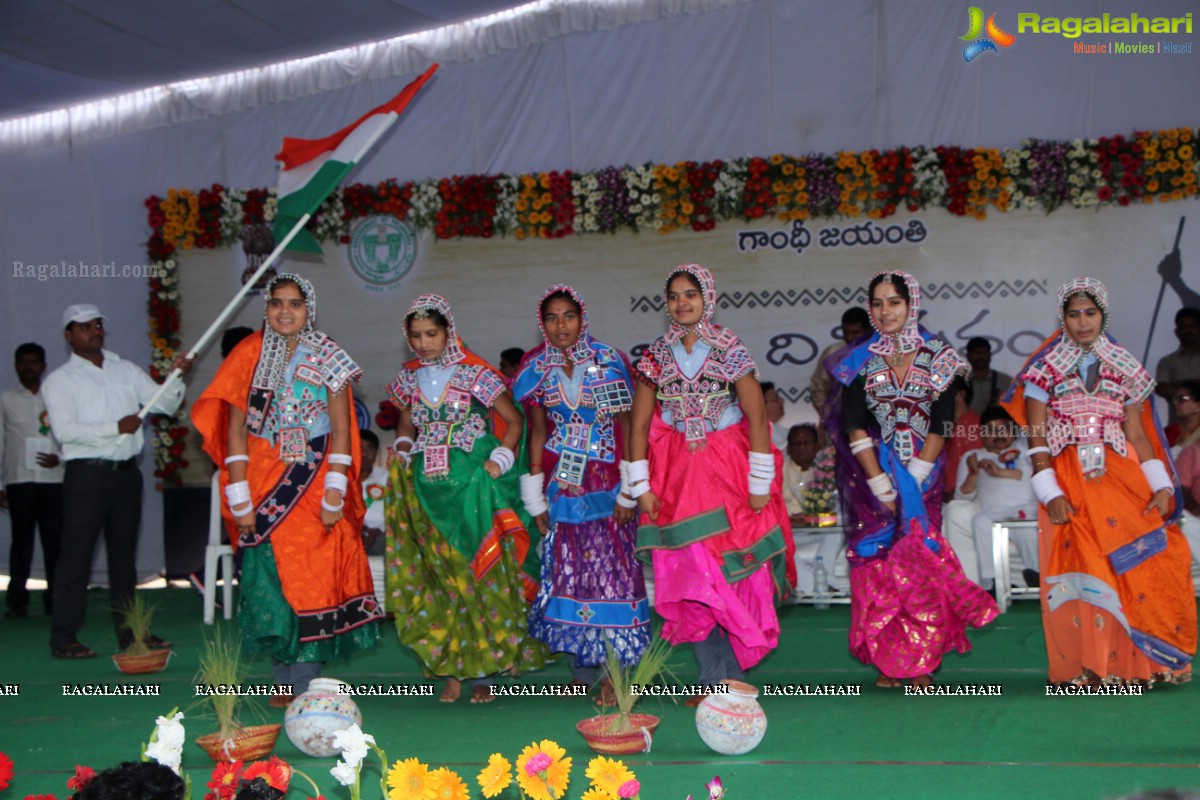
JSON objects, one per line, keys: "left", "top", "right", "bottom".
{"left": 0, "top": 0, "right": 530, "bottom": 118}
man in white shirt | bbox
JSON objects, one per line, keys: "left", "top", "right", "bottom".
{"left": 41, "top": 304, "right": 192, "bottom": 659}
{"left": 942, "top": 406, "right": 1038, "bottom": 592}
{"left": 761, "top": 381, "right": 788, "bottom": 451}
{"left": 0, "top": 343, "right": 64, "bottom": 618}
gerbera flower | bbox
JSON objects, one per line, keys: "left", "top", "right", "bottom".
{"left": 585, "top": 757, "right": 633, "bottom": 797}
{"left": 206, "top": 759, "right": 244, "bottom": 798}
{"left": 426, "top": 767, "right": 469, "bottom": 800}
{"left": 581, "top": 789, "right": 615, "bottom": 800}
{"left": 243, "top": 755, "right": 291, "bottom": 790}
{"left": 0, "top": 753, "right": 13, "bottom": 791}
{"left": 477, "top": 753, "right": 512, "bottom": 798}
{"left": 386, "top": 757, "right": 432, "bottom": 800}
{"left": 515, "top": 740, "right": 571, "bottom": 800}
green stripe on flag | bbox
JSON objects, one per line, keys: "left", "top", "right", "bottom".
{"left": 273, "top": 158, "right": 355, "bottom": 253}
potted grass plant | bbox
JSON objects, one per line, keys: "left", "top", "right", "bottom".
{"left": 576, "top": 633, "right": 676, "bottom": 755}
{"left": 193, "top": 624, "right": 281, "bottom": 762}
{"left": 112, "top": 593, "right": 172, "bottom": 674}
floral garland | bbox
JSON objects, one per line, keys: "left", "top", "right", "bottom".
{"left": 143, "top": 127, "right": 1199, "bottom": 483}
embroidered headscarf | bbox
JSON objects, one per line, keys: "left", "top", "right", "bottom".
{"left": 248, "top": 273, "right": 361, "bottom": 443}
{"left": 663, "top": 263, "right": 734, "bottom": 348}
{"left": 537, "top": 284, "right": 592, "bottom": 366}
{"left": 866, "top": 270, "right": 924, "bottom": 358}
{"left": 403, "top": 293, "right": 466, "bottom": 367}
{"left": 1057, "top": 276, "right": 1110, "bottom": 341}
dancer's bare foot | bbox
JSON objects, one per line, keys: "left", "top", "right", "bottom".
{"left": 875, "top": 674, "right": 902, "bottom": 688}
{"left": 470, "top": 684, "right": 495, "bottom": 704}
{"left": 439, "top": 678, "right": 462, "bottom": 703}
{"left": 595, "top": 677, "right": 617, "bottom": 707}
{"left": 909, "top": 674, "right": 934, "bottom": 689}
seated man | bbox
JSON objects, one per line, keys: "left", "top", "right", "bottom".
{"left": 783, "top": 423, "right": 847, "bottom": 594}
{"left": 943, "top": 406, "right": 1038, "bottom": 592}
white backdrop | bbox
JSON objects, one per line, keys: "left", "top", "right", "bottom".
{"left": 0, "top": 0, "right": 1196, "bottom": 574}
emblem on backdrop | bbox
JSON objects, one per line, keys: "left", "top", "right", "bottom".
{"left": 348, "top": 215, "right": 418, "bottom": 291}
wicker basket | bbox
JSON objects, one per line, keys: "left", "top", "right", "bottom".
{"left": 576, "top": 713, "right": 660, "bottom": 755}
{"left": 111, "top": 649, "right": 172, "bottom": 675}
{"left": 195, "top": 724, "right": 282, "bottom": 762}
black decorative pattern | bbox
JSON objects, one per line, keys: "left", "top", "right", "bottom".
{"left": 630, "top": 279, "right": 1048, "bottom": 313}
{"left": 297, "top": 593, "right": 383, "bottom": 642}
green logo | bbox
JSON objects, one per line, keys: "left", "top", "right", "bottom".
{"left": 349, "top": 215, "right": 417, "bottom": 288}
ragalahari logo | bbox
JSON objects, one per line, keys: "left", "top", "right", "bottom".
{"left": 960, "top": 7, "right": 1016, "bottom": 62}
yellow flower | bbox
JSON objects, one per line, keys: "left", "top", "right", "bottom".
{"left": 781, "top": 163, "right": 795, "bottom": 176}
{"left": 426, "top": 767, "right": 469, "bottom": 800}
{"left": 586, "top": 757, "right": 634, "bottom": 797}
{"left": 477, "top": 754, "right": 512, "bottom": 799}
{"left": 539, "top": 173, "right": 551, "bottom": 189}
{"left": 769, "top": 153, "right": 783, "bottom": 165}
{"left": 515, "top": 740, "right": 571, "bottom": 800}
{"left": 581, "top": 790, "right": 616, "bottom": 800}
{"left": 387, "top": 757, "right": 432, "bottom": 800}
{"left": 1178, "top": 145, "right": 1193, "bottom": 160}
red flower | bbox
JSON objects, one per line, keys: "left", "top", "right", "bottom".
{"left": 243, "top": 756, "right": 291, "bottom": 791}
{"left": 0, "top": 752, "right": 12, "bottom": 790}
{"left": 66, "top": 765, "right": 96, "bottom": 791}
{"left": 208, "top": 759, "right": 244, "bottom": 798}
{"left": 23, "top": 795, "right": 58, "bottom": 800}
{"left": 1097, "top": 186, "right": 1112, "bottom": 201}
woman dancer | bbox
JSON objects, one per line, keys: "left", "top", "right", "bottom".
{"left": 627, "top": 264, "right": 794, "bottom": 703}
{"left": 1003, "top": 277, "right": 1195, "bottom": 686}
{"left": 831, "top": 270, "right": 996, "bottom": 688}
{"left": 385, "top": 294, "right": 548, "bottom": 703}
{"left": 194, "top": 274, "right": 381, "bottom": 703}
{"left": 513, "top": 285, "right": 650, "bottom": 703}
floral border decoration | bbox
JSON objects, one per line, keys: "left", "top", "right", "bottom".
{"left": 144, "top": 128, "right": 1199, "bottom": 484}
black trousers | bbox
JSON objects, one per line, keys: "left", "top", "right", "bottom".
{"left": 5, "top": 482, "right": 63, "bottom": 612}
{"left": 50, "top": 461, "right": 142, "bottom": 649}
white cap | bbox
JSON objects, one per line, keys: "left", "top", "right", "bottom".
{"left": 62, "top": 303, "right": 105, "bottom": 329}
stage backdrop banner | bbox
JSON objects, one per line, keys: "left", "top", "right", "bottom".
{"left": 175, "top": 202, "right": 1195, "bottom": 484}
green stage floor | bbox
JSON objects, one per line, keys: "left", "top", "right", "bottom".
{"left": 2, "top": 588, "right": 1198, "bottom": 799}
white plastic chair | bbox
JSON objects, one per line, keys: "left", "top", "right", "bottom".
{"left": 204, "top": 471, "right": 234, "bottom": 624}
{"left": 991, "top": 519, "right": 1040, "bottom": 612}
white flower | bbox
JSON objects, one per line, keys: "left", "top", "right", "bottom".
{"left": 331, "top": 723, "right": 375, "bottom": 767}
{"left": 145, "top": 712, "right": 185, "bottom": 774}
{"left": 331, "top": 759, "right": 358, "bottom": 786}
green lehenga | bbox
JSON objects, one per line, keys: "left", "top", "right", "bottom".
{"left": 385, "top": 446, "right": 551, "bottom": 680}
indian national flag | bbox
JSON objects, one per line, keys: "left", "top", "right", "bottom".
{"left": 273, "top": 64, "right": 438, "bottom": 253}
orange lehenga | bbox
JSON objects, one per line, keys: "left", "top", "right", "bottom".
{"left": 1005, "top": 332, "right": 1196, "bottom": 686}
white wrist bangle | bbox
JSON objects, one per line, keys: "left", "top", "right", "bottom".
{"left": 626, "top": 459, "right": 649, "bottom": 484}
{"left": 230, "top": 501, "right": 254, "bottom": 517}
{"left": 324, "top": 471, "right": 349, "bottom": 495}
{"left": 615, "top": 491, "right": 638, "bottom": 508}
{"left": 321, "top": 497, "right": 345, "bottom": 512}
{"left": 224, "top": 480, "right": 251, "bottom": 509}
{"left": 748, "top": 474, "right": 772, "bottom": 495}
{"left": 328, "top": 453, "right": 353, "bottom": 467}
{"left": 1030, "top": 468, "right": 1065, "bottom": 506}
{"left": 489, "top": 446, "right": 515, "bottom": 475}
{"left": 617, "top": 460, "right": 638, "bottom": 507}
{"left": 224, "top": 454, "right": 249, "bottom": 466}
{"left": 867, "top": 472, "right": 897, "bottom": 502}
{"left": 907, "top": 458, "right": 934, "bottom": 486}
{"left": 1141, "top": 459, "right": 1173, "bottom": 494}
{"left": 850, "top": 437, "right": 874, "bottom": 455}
{"left": 520, "top": 472, "right": 549, "bottom": 517}
{"left": 393, "top": 436, "right": 414, "bottom": 453}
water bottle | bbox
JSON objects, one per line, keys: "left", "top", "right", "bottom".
{"left": 813, "top": 556, "right": 829, "bottom": 610}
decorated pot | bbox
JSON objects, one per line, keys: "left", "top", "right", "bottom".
{"left": 283, "top": 678, "right": 362, "bottom": 757}
{"left": 694, "top": 680, "right": 767, "bottom": 755}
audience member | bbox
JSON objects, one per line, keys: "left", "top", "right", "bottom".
{"left": 942, "top": 406, "right": 1038, "bottom": 592}
{"left": 359, "top": 429, "right": 387, "bottom": 555}
{"left": 783, "top": 423, "right": 847, "bottom": 593}
{"left": 761, "top": 380, "right": 788, "bottom": 451}
{"left": 499, "top": 346, "right": 525, "bottom": 387}
{"left": 941, "top": 376, "right": 982, "bottom": 503}
{"left": 1165, "top": 379, "right": 1200, "bottom": 448}
{"left": 1156, "top": 307, "right": 1200, "bottom": 424}
{"left": 42, "top": 304, "right": 191, "bottom": 658}
{"left": 809, "top": 307, "right": 870, "bottom": 417}
{"left": 965, "top": 336, "right": 1012, "bottom": 415}
{"left": 0, "top": 342, "right": 63, "bottom": 618}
